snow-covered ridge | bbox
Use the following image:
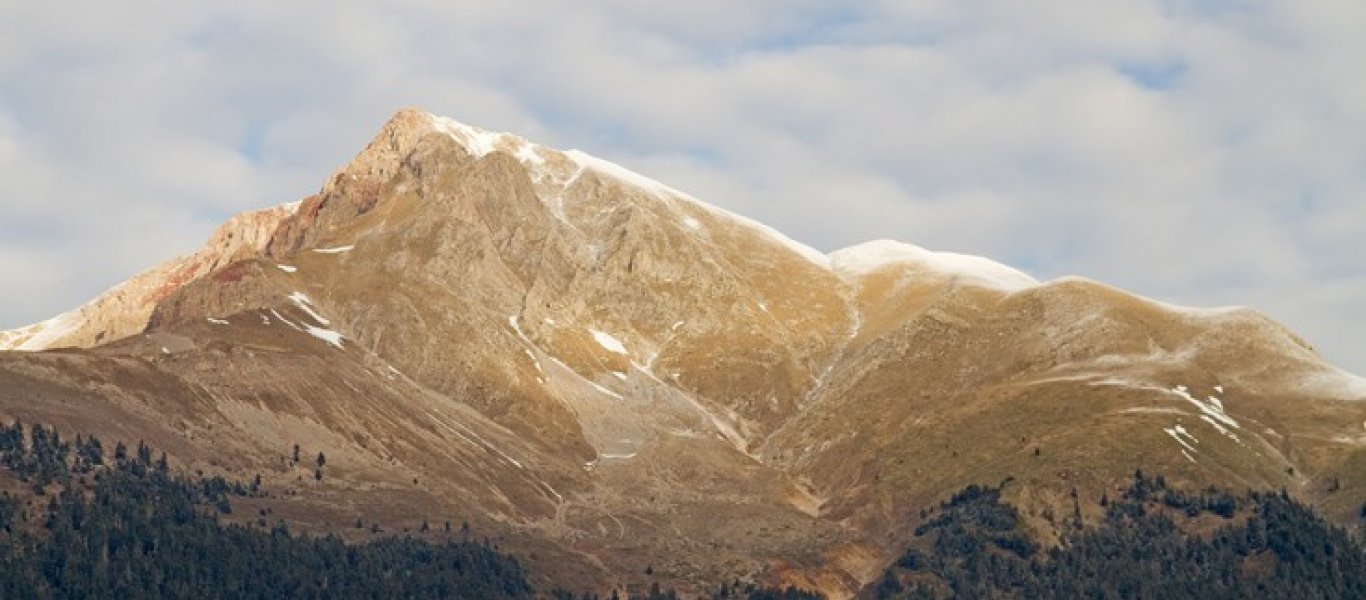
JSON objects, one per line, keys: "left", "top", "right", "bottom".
{"left": 422, "top": 112, "right": 831, "bottom": 268}
{"left": 429, "top": 114, "right": 547, "bottom": 164}
{"left": 421, "top": 114, "right": 1053, "bottom": 281}
{"left": 829, "top": 239, "right": 1038, "bottom": 292}
{"left": 561, "top": 149, "right": 831, "bottom": 267}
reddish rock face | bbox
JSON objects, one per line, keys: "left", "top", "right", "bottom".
{"left": 0, "top": 201, "right": 298, "bottom": 352}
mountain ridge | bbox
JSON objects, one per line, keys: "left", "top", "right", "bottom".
{"left": 1, "top": 108, "right": 1363, "bottom": 598}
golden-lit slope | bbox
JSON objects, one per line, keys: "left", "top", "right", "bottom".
{"left": 2, "top": 109, "right": 1363, "bottom": 598}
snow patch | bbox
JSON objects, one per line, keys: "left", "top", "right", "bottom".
{"left": 287, "top": 292, "right": 331, "bottom": 326}
{"left": 268, "top": 309, "right": 300, "bottom": 331}
{"left": 682, "top": 216, "right": 702, "bottom": 230}
{"left": 1170, "top": 385, "right": 1238, "bottom": 430}
{"left": 523, "top": 349, "right": 544, "bottom": 374}
{"left": 313, "top": 245, "right": 354, "bottom": 254}
{"left": 206, "top": 317, "right": 230, "bottom": 326}
{"left": 590, "top": 328, "right": 628, "bottom": 355}
{"left": 1119, "top": 406, "right": 1190, "bottom": 416}
{"left": 304, "top": 326, "right": 345, "bottom": 349}
{"left": 1163, "top": 423, "right": 1200, "bottom": 456}
{"left": 269, "top": 302, "right": 344, "bottom": 348}
{"left": 829, "top": 239, "right": 1037, "bottom": 292}
{"left": 1172, "top": 424, "right": 1198, "bottom": 443}
{"left": 1169, "top": 385, "right": 1243, "bottom": 444}
{"left": 515, "top": 142, "right": 544, "bottom": 165}
{"left": 430, "top": 114, "right": 508, "bottom": 158}
{"left": 276, "top": 264, "right": 297, "bottom": 273}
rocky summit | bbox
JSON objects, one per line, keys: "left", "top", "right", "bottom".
{"left": 2, "top": 109, "right": 1364, "bottom": 598}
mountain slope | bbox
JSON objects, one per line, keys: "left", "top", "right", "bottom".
{"left": 2, "top": 109, "right": 1363, "bottom": 598}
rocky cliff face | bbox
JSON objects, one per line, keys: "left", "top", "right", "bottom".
{"left": 2, "top": 109, "right": 1364, "bottom": 598}
{"left": 0, "top": 202, "right": 298, "bottom": 352}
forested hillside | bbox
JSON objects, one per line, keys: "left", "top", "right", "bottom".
{"left": 867, "top": 473, "right": 1366, "bottom": 599}
{"left": 1, "top": 418, "right": 1361, "bottom": 599}
{"left": 0, "top": 419, "right": 820, "bottom": 599}
{"left": 0, "top": 420, "right": 533, "bottom": 599}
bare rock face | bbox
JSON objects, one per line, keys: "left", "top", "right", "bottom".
{"left": 3, "top": 109, "right": 1365, "bottom": 599}
{"left": 266, "top": 108, "right": 441, "bottom": 257}
{"left": 0, "top": 202, "right": 298, "bottom": 351}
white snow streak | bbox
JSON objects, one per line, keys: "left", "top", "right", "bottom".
{"left": 1164, "top": 424, "right": 1200, "bottom": 454}
{"left": 313, "top": 245, "right": 354, "bottom": 254}
{"left": 585, "top": 378, "right": 624, "bottom": 400}
{"left": 276, "top": 264, "right": 298, "bottom": 273}
{"left": 426, "top": 412, "right": 525, "bottom": 470}
{"left": 287, "top": 292, "right": 331, "bottom": 326}
{"left": 304, "top": 326, "right": 345, "bottom": 348}
{"left": 590, "top": 328, "right": 628, "bottom": 355}
{"left": 523, "top": 349, "right": 544, "bottom": 373}
{"left": 271, "top": 298, "right": 344, "bottom": 349}
{"left": 269, "top": 309, "right": 300, "bottom": 331}
{"left": 560, "top": 149, "right": 830, "bottom": 267}
{"left": 430, "top": 115, "right": 508, "bottom": 158}
{"left": 206, "top": 317, "right": 230, "bottom": 326}
{"left": 1170, "top": 385, "right": 1239, "bottom": 430}
{"left": 1119, "top": 407, "right": 1190, "bottom": 416}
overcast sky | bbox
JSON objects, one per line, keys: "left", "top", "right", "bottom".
{"left": 1, "top": 1, "right": 1363, "bottom": 374}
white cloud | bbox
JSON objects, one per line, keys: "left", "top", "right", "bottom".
{"left": 0, "top": 1, "right": 1362, "bottom": 374}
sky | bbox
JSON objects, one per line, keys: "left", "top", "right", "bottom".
{"left": 1, "top": 1, "right": 1363, "bottom": 374}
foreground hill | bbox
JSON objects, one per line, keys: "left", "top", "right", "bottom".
{"left": 2, "top": 109, "right": 1363, "bottom": 597}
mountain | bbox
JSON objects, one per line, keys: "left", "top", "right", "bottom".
{"left": 2, "top": 109, "right": 1364, "bottom": 598}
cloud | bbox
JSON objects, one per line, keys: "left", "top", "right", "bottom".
{"left": 0, "top": 1, "right": 1363, "bottom": 374}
